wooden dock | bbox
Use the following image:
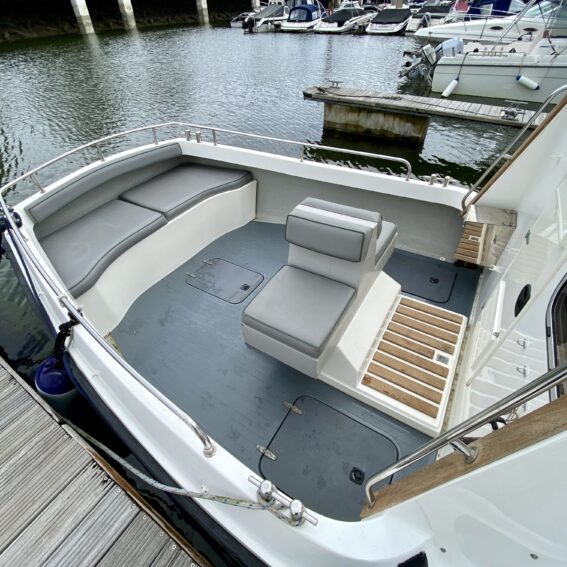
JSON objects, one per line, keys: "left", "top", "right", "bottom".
{"left": 0, "top": 357, "right": 207, "bottom": 566}
{"left": 304, "top": 86, "right": 547, "bottom": 129}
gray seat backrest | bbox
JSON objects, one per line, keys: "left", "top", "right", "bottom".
{"left": 29, "top": 143, "right": 182, "bottom": 238}
{"left": 286, "top": 198, "right": 379, "bottom": 289}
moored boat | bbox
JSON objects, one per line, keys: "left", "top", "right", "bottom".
{"left": 280, "top": 2, "right": 326, "bottom": 32}
{"left": 366, "top": 7, "right": 413, "bottom": 33}
{"left": 3, "top": 86, "right": 567, "bottom": 565}
{"left": 314, "top": 0, "right": 376, "bottom": 33}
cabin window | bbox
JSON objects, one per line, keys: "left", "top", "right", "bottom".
{"left": 514, "top": 284, "right": 531, "bottom": 317}
{"left": 550, "top": 280, "right": 567, "bottom": 366}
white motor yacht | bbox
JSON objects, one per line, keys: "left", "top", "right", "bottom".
{"left": 314, "top": 1, "right": 376, "bottom": 33}
{"left": 280, "top": 1, "right": 326, "bottom": 32}
{"left": 414, "top": 0, "right": 560, "bottom": 43}
{"left": 242, "top": 0, "right": 289, "bottom": 32}
{"left": 366, "top": 7, "right": 413, "bottom": 34}
{"left": 2, "top": 88, "right": 567, "bottom": 565}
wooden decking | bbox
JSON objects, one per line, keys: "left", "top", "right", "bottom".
{"left": 362, "top": 297, "right": 466, "bottom": 432}
{"left": 0, "top": 358, "right": 206, "bottom": 566}
{"left": 304, "top": 86, "right": 547, "bottom": 129}
{"left": 454, "top": 221, "right": 485, "bottom": 264}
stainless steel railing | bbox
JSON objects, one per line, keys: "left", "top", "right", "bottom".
{"left": 0, "top": 121, "right": 412, "bottom": 199}
{"left": 461, "top": 84, "right": 567, "bottom": 215}
{"left": 364, "top": 361, "right": 567, "bottom": 507}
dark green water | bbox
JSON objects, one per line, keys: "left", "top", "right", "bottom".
{"left": 0, "top": 24, "right": 517, "bottom": 564}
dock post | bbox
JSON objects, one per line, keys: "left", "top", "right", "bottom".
{"left": 196, "top": 0, "right": 210, "bottom": 26}
{"left": 70, "top": 0, "right": 95, "bottom": 34}
{"left": 117, "top": 0, "right": 137, "bottom": 30}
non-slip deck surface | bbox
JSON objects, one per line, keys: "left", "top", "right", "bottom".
{"left": 363, "top": 297, "right": 466, "bottom": 421}
{"left": 113, "top": 221, "right": 442, "bottom": 520}
{"left": 0, "top": 360, "right": 203, "bottom": 567}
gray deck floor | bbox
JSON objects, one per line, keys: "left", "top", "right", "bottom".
{"left": 0, "top": 358, "right": 205, "bottom": 567}
{"left": 113, "top": 221, "right": 479, "bottom": 521}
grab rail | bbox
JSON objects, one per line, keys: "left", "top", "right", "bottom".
{"left": 461, "top": 84, "right": 567, "bottom": 215}
{"left": 364, "top": 361, "right": 567, "bottom": 507}
{"left": 182, "top": 123, "right": 413, "bottom": 180}
{"left": 0, "top": 122, "right": 412, "bottom": 200}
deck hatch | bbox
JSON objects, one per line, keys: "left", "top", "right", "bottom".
{"left": 185, "top": 258, "right": 263, "bottom": 303}
{"left": 384, "top": 252, "right": 457, "bottom": 303}
{"left": 259, "top": 395, "right": 398, "bottom": 521}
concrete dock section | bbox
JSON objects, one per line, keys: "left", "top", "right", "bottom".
{"left": 304, "top": 86, "right": 548, "bottom": 144}
{"left": 0, "top": 357, "right": 207, "bottom": 566}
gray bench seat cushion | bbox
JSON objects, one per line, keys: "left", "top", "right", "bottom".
{"left": 242, "top": 266, "right": 355, "bottom": 358}
{"left": 375, "top": 220, "right": 397, "bottom": 265}
{"left": 120, "top": 164, "right": 253, "bottom": 220}
{"left": 40, "top": 200, "right": 166, "bottom": 297}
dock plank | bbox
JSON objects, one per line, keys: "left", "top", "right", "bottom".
{"left": 0, "top": 358, "right": 206, "bottom": 567}
{"left": 304, "top": 85, "right": 546, "bottom": 129}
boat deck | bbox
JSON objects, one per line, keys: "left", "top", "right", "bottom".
{"left": 113, "top": 220, "right": 480, "bottom": 521}
{"left": 0, "top": 358, "right": 205, "bottom": 566}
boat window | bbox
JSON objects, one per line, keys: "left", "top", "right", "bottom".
{"left": 549, "top": 277, "right": 567, "bottom": 367}
{"left": 514, "top": 284, "right": 531, "bottom": 317}
{"left": 490, "top": 25, "right": 504, "bottom": 29}
{"left": 290, "top": 8, "right": 310, "bottom": 20}
{"left": 524, "top": 1, "right": 555, "bottom": 17}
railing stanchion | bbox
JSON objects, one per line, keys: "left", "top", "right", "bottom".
{"left": 30, "top": 174, "right": 45, "bottom": 194}
{"left": 152, "top": 127, "right": 158, "bottom": 145}
{"left": 96, "top": 143, "right": 105, "bottom": 162}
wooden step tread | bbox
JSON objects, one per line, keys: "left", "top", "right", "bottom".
{"left": 363, "top": 375, "right": 439, "bottom": 418}
{"left": 392, "top": 313, "right": 459, "bottom": 344}
{"left": 388, "top": 321, "right": 455, "bottom": 355}
{"left": 453, "top": 221, "right": 486, "bottom": 265}
{"left": 364, "top": 297, "right": 466, "bottom": 421}
{"left": 377, "top": 340, "right": 449, "bottom": 378}
{"left": 367, "top": 363, "right": 443, "bottom": 403}
{"left": 399, "top": 297, "right": 463, "bottom": 324}
{"left": 382, "top": 330, "right": 435, "bottom": 359}
{"left": 373, "top": 352, "right": 446, "bottom": 391}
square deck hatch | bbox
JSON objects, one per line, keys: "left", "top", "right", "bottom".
{"left": 185, "top": 258, "right": 263, "bottom": 303}
{"left": 259, "top": 396, "right": 399, "bottom": 521}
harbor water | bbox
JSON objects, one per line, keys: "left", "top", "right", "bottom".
{"left": 0, "top": 24, "right": 516, "bottom": 565}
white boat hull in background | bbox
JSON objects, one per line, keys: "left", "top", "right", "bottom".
{"left": 366, "top": 18, "right": 411, "bottom": 34}
{"left": 280, "top": 20, "right": 320, "bottom": 32}
{"left": 432, "top": 56, "right": 567, "bottom": 102}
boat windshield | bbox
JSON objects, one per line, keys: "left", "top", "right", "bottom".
{"left": 257, "top": 4, "right": 286, "bottom": 18}
{"left": 523, "top": 0, "right": 558, "bottom": 17}
{"left": 289, "top": 6, "right": 319, "bottom": 20}
{"left": 323, "top": 7, "right": 364, "bottom": 21}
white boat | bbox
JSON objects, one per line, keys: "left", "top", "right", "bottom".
{"left": 366, "top": 7, "right": 413, "bottom": 33}
{"left": 314, "top": 1, "right": 376, "bottom": 33}
{"left": 280, "top": 2, "right": 326, "bottom": 32}
{"left": 431, "top": 33, "right": 567, "bottom": 101}
{"left": 414, "top": 0, "right": 560, "bottom": 43}
{"left": 406, "top": 0, "right": 454, "bottom": 33}
{"left": 242, "top": 0, "right": 289, "bottom": 32}
{"left": 3, "top": 86, "right": 567, "bottom": 565}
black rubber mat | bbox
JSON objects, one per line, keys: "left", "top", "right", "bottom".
{"left": 185, "top": 258, "right": 263, "bottom": 304}
{"left": 385, "top": 251, "right": 456, "bottom": 303}
{"left": 259, "top": 395, "right": 399, "bottom": 521}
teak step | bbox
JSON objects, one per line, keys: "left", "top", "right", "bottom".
{"left": 454, "top": 221, "right": 486, "bottom": 264}
{"left": 362, "top": 297, "right": 467, "bottom": 432}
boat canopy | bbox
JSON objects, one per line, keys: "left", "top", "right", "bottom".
{"left": 289, "top": 4, "right": 321, "bottom": 21}
{"left": 414, "top": 4, "right": 452, "bottom": 15}
{"left": 371, "top": 7, "right": 412, "bottom": 22}
{"left": 255, "top": 4, "right": 286, "bottom": 18}
{"left": 323, "top": 7, "right": 364, "bottom": 23}
{"left": 467, "top": 0, "right": 528, "bottom": 17}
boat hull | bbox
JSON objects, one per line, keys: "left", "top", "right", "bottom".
{"left": 366, "top": 18, "right": 411, "bottom": 35}
{"left": 280, "top": 20, "right": 319, "bottom": 32}
{"left": 314, "top": 13, "right": 374, "bottom": 33}
{"left": 432, "top": 56, "right": 567, "bottom": 102}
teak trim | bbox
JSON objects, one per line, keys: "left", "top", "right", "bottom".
{"left": 361, "top": 393, "right": 567, "bottom": 519}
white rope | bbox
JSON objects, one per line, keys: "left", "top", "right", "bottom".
{"left": 65, "top": 419, "right": 267, "bottom": 510}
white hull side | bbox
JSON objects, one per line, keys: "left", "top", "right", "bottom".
{"left": 414, "top": 16, "right": 547, "bottom": 44}
{"left": 314, "top": 14, "right": 374, "bottom": 33}
{"left": 366, "top": 19, "right": 410, "bottom": 35}
{"left": 280, "top": 20, "right": 319, "bottom": 32}
{"left": 432, "top": 58, "right": 567, "bottom": 103}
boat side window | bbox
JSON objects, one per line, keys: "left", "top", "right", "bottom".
{"left": 549, "top": 277, "right": 567, "bottom": 367}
